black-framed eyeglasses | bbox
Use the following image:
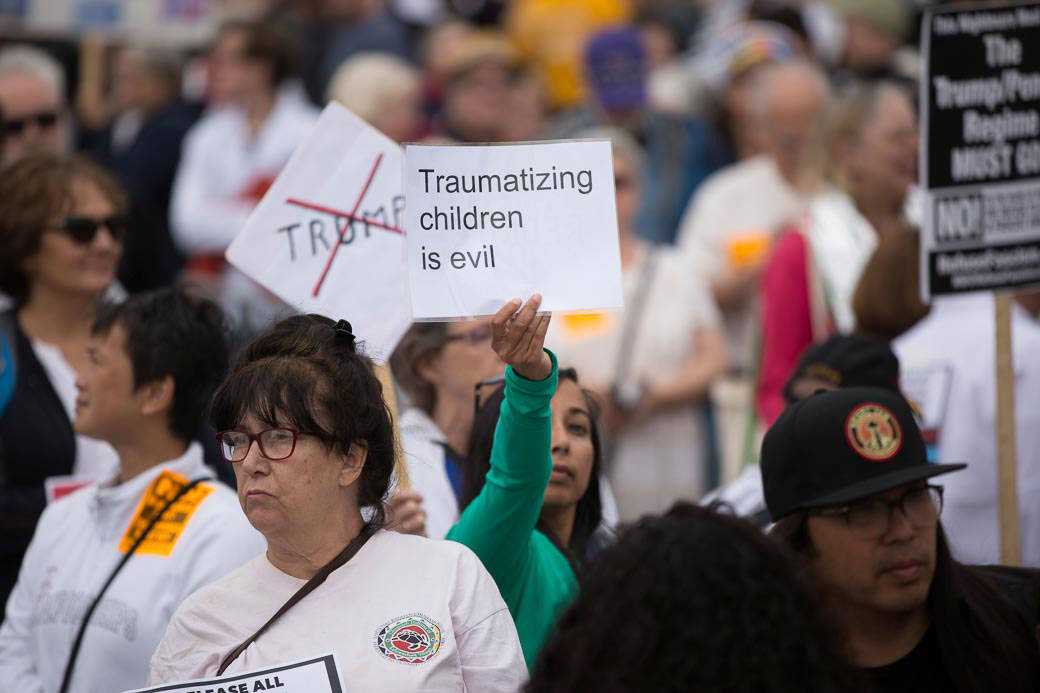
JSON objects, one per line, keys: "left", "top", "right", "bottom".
{"left": 813, "top": 484, "right": 944, "bottom": 540}
{"left": 215, "top": 428, "right": 313, "bottom": 463}
{"left": 473, "top": 374, "right": 505, "bottom": 419}
{"left": 52, "top": 214, "right": 129, "bottom": 245}
{"left": 4, "top": 110, "right": 59, "bottom": 135}
{"left": 444, "top": 323, "right": 492, "bottom": 346}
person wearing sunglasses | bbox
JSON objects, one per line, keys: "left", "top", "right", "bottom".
{"left": 0, "top": 288, "right": 263, "bottom": 693}
{"left": 765, "top": 387, "right": 1040, "bottom": 693}
{"left": 148, "top": 313, "right": 525, "bottom": 690}
{"left": 388, "top": 319, "right": 505, "bottom": 539}
{"left": 0, "top": 46, "right": 69, "bottom": 166}
{"left": 0, "top": 152, "right": 128, "bottom": 607}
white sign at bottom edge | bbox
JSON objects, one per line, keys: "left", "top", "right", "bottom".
{"left": 121, "top": 653, "right": 341, "bottom": 693}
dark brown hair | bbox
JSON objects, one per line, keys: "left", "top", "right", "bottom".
{"left": 0, "top": 151, "right": 127, "bottom": 304}
{"left": 93, "top": 287, "right": 230, "bottom": 443}
{"left": 852, "top": 225, "right": 930, "bottom": 340}
{"left": 209, "top": 314, "right": 395, "bottom": 522}
{"left": 218, "top": 18, "right": 300, "bottom": 87}
{"left": 528, "top": 503, "right": 863, "bottom": 692}
{"left": 388, "top": 322, "right": 452, "bottom": 414}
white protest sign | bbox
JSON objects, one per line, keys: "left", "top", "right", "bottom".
{"left": 226, "top": 102, "right": 411, "bottom": 361}
{"left": 404, "top": 140, "right": 623, "bottom": 319}
{"left": 122, "top": 654, "right": 341, "bottom": 693}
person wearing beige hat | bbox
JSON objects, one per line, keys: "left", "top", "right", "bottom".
{"left": 435, "top": 32, "right": 522, "bottom": 143}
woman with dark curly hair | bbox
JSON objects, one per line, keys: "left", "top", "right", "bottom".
{"left": 526, "top": 503, "right": 864, "bottom": 692}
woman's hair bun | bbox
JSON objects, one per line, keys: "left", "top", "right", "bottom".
{"left": 334, "top": 319, "right": 357, "bottom": 351}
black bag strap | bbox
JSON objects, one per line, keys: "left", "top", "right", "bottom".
{"left": 216, "top": 522, "right": 378, "bottom": 675}
{"left": 59, "top": 476, "right": 207, "bottom": 693}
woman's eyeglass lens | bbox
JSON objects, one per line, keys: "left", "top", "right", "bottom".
{"left": 216, "top": 428, "right": 303, "bottom": 463}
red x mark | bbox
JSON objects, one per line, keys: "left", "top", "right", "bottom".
{"left": 285, "top": 198, "right": 403, "bottom": 235}
{"left": 310, "top": 153, "right": 387, "bottom": 298}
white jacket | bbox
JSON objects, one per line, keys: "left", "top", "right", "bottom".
{"left": 0, "top": 443, "right": 266, "bottom": 693}
{"left": 399, "top": 408, "right": 460, "bottom": 540}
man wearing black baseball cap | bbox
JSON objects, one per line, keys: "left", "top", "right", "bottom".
{"left": 764, "top": 386, "right": 1040, "bottom": 692}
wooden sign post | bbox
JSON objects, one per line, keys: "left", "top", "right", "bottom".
{"left": 994, "top": 295, "right": 1020, "bottom": 564}
{"left": 920, "top": 2, "right": 1040, "bottom": 565}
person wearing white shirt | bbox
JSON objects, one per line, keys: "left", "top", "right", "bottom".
{"left": 894, "top": 292, "right": 1040, "bottom": 566}
{"left": 150, "top": 313, "right": 525, "bottom": 690}
{"left": 0, "top": 288, "right": 265, "bottom": 693}
{"left": 388, "top": 321, "right": 508, "bottom": 539}
{"left": 547, "top": 128, "right": 727, "bottom": 520}
{"left": 675, "top": 61, "right": 828, "bottom": 374}
{"left": 170, "top": 18, "right": 318, "bottom": 338}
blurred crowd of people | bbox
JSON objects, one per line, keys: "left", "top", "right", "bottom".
{"left": 1, "top": 0, "right": 1040, "bottom": 691}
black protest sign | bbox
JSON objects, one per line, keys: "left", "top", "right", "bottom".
{"left": 920, "top": 2, "right": 1040, "bottom": 297}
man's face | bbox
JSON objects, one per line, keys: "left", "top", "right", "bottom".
{"left": 806, "top": 483, "right": 937, "bottom": 617}
{"left": 0, "top": 70, "right": 67, "bottom": 165}
{"left": 74, "top": 322, "right": 141, "bottom": 445}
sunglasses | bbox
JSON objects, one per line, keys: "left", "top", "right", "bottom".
{"left": 4, "top": 110, "right": 59, "bottom": 135}
{"left": 55, "top": 215, "right": 129, "bottom": 245}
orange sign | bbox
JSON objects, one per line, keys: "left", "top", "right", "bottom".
{"left": 119, "top": 471, "right": 213, "bottom": 556}
{"left": 561, "top": 312, "right": 614, "bottom": 338}
{"left": 726, "top": 231, "right": 771, "bottom": 270}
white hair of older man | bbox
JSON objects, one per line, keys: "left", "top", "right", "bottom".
{"left": 0, "top": 44, "right": 66, "bottom": 100}
{"left": 326, "top": 51, "right": 420, "bottom": 126}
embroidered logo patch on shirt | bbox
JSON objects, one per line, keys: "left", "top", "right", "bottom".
{"left": 118, "top": 470, "right": 213, "bottom": 556}
{"left": 845, "top": 403, "right": 902, "bottom": 461}
{"left": 376, "top": 614, "right": 443, "bottom": 664}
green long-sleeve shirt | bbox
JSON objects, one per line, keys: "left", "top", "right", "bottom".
{"left": 446, "top": 351, "right": 577, "bottom": 670}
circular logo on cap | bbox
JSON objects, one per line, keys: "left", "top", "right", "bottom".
{"left": 845, "top": 403, "right": 902, "bottom": 461}
{"left": 376, "top": 614, "right": 442, "bottom": 664}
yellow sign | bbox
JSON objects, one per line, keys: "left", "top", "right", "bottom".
{"left": 119, "top": 471, "right": 213, "bottom": 556}
{"left": 726, "top": 231, "right": 771, "bottom": 270}
{"left": 561, "top": 312, "right": 614, "bottom": 338}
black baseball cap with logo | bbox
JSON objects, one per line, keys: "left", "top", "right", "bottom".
{"left": 761, "top": 386, "right": 966, "bottom": 522}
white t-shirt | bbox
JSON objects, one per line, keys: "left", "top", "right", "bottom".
{"left": 894, "top": 293, "right": 1040, "bottom": 566}
{"left": 675, "top": 155, "right": 807, "bottom": 371}
{"left": 148, "top": 530, "right": 526, "bottom": 692}
{"left": 547, "top": 246, "right": 722, "bottom": 520}
{"left": 0, "top": 444, "right": 265, "bottom": 693}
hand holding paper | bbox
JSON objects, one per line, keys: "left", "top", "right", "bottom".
{"left": 491, "top": 295, "right": 552, "bottom": 381}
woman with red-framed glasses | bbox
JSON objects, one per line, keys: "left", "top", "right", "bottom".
{"left": 148, "top": 313, "right": 526, "bottom": 690}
